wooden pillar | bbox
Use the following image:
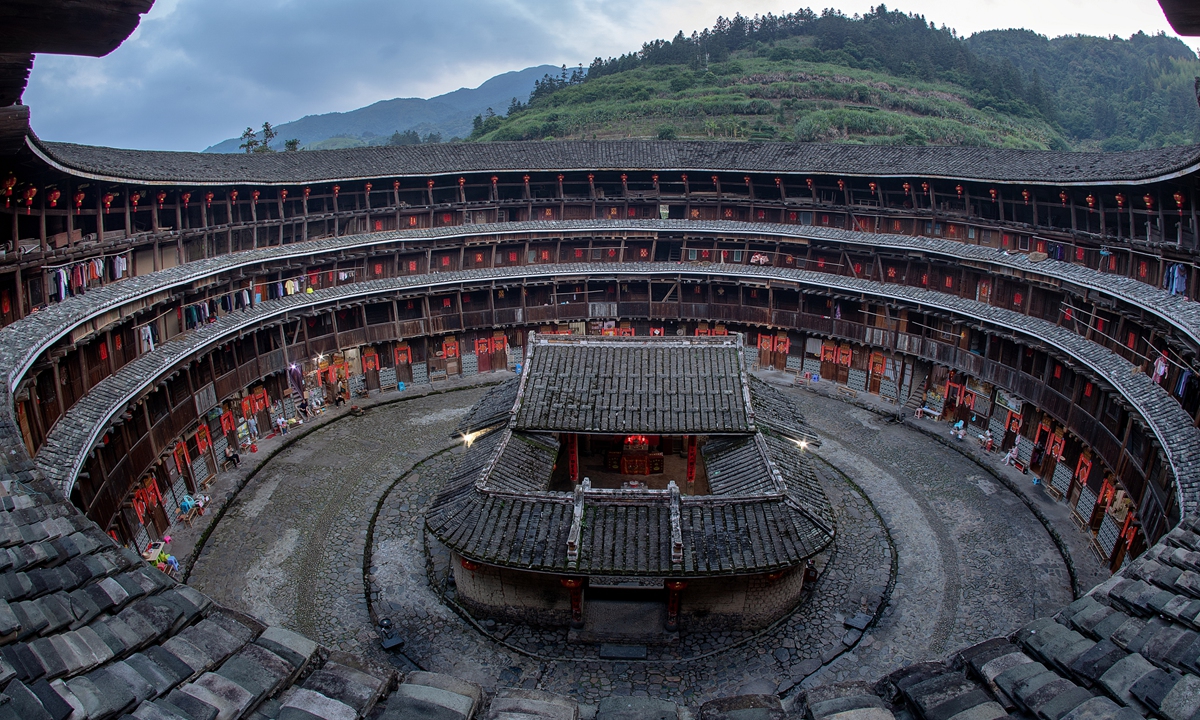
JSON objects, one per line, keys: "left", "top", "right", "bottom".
{"left": 38, "top": 192, "right": 47, "bottom": 254}
{"left": 665, "top": 580, "right": 687, "bottom": 631}
{"left": 568, "top": 433, "right": 579, "bottom": 483}
{"left": 560, "top": 577, "right": 585, "bottom": 629}
{"left": 686, "top": 435, "right": 697, "bottom": 492}
{"left": 123, "top": 189, "right": 131, "bottom": 239}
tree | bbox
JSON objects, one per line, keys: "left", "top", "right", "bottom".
{"left": 238, "top": 127, "right": 259, "bottom": 154}
{"left": 254, "top": 122, "right": 278, "bottom": 153}
{"left": 283, "top": 139, "right": 300, "bottom": 152}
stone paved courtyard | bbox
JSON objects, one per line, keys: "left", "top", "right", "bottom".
{"left": 187, "top": 376, "right": 1082, "bottom": 709}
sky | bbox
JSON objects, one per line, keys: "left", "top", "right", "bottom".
{"left": 21, "top": 0, "right": 1189, "bottom": 152}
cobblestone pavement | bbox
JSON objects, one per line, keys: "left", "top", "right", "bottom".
{"left": 783, "top": 385, "right": 1076, "bottom": 687}
{"left": 187, "top": 383, "right": 494, "bottom": 659}
{"left": 186, "top": 379, "right": 1076, "bottom": 710}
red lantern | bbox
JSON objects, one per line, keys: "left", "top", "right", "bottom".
{"left": 22, "top": 187, "right": 37, "bottom": 213}
{"left": 1, "top": 176, "right": 14, "bottom": 209}
{"left": 280, "top": 188, "right": 288, "bottom": 201}
{"left": 181, "top": 192, "right": 191, "bottom": 207}
{"left": 744, "top": 175, "right": 751, "bottom": 186}
{"left": 74, "top": 191, "right": 86, "bottom": 209}
{"left": 1175, "top": 191, "right": 1185, "bottom": 213}
{"left": 1144, "top": 194, "right": 1154, "bottom": 210}
{"left": 678, "top": 173, "right": 685, "bottom": 184}
{"left": 364, "top": 182, "right": 373, "bottom": 194}
{"left": 492, "top": 175, "right": 499, "bottom": 186}
{"left": 989, "top": 188, "right": 997, "bottom": 202}
{"left": 1022, "top": 189, "right": 1030, "bottom": 205}
{"left": 1059, "top": 190, "right": 1067, "bottom": 206}
{"left": 869, "top": 181, "right": 877, "bottom": 194}
{"left": 837, "top": 179, "right": 845, "bottom": 191}
{"left": 921, "top": 182, "right": 929, "bottom": 195}
{"left": 392, "top": 180, "right": 399, "bottom": 191}
{"left": 205, "top": 191, "right": 214, "bottom": 207}
{"left": 1086, "top": 194, "right": 1095, "bottom": 211}
{"left": 807, "top": 178, "right": 814, "bottom": 189}
{"left": 1116, "top": 193, "right": 1125, "bottom": 210}
{"left": 156, "top": 191, "right": 167, "bottom": 208}
{"left": 653, "top": 174, "right": 660, "bottom": 186}
{"left": 130, "top": 191, "right": 140, "bottom": 209}
{"left": 230, "top": 189, "right": 238, "bottom": 203}
{"left": 621, "top": 174, "right": 629, "bottom": 184}
{"left": 303, "top": 186, "right": 311, "bottom": 199}
{"left": 955, "top": 184, "right": 963, "bottom": 197}
{"left": 902, "top": 182, "right": 911, "bottom": 194}
{"left": 773, "top": 177, "right": 780, "bottom": 187}
{"left": 557, "top": 174, "right": 564, "bottom": 183}
{"left": 523, "top": 174, "right": 530, "bottom": 185}
{"left": 46, "top": 189, "right": 61, "bottom": 208}
{"left": 103, "top": 192, "right": 115, "bottom": 212}
{"left": 251, "top": 190, "right": 260, "bottom": 205}
{"left": 332, "top": 185, "right": 340, "bottom": 197}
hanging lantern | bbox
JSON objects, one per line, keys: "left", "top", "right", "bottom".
{"left": 1086, "top": 194, "right": 1095, "bottom": 211}
{"left": 1059, "top": 190, "right": 1067, "bottom": 206}
{"left": 1175, "top": 191, "right": 1185, "bottom": 213}
{"left": 332, "top": 185, "right": 340, "bottom": 197}
{"left": 74, "top": 191, "right": 86, "bottom": 209}
{"left": 744, "top": 175, "right": 751, "bottom": 186}
{"left": 205, "top": 191, "right": 213, "bottom": 207}
{"left": 652, "top": 174, "right": 660, "bottom": 186}
{"left": 22, "top": 187, "right": 37, "bottom": 214}
{"left": 712, "top": 175, "right": 720, "bottom": 187}
{"left": 130, "top": 191, "right": 140, "bottom": 209}
{"left": 364, "top": 183, "right": 373, "bottom": 195}
{"left": 773, "top": 177, "right": 780, "bottom": 187}
{"left": 156, "top": 191, "right": 167, "bottom": 208}
{"left": 902, "top": 182, "right": 911, "bottom": 194}
{"left": 303, "top": 186, "right": 311, "bottom": 199}
{"left": 252, "top": 190, "right": 260, "bottom": 205}
{"left": 2, "top": 175, "right": 14, "bottom": 208}
{"left": 679, "top": 173, "right": 686, "bottom": 184}
{"left": 806, "top": 178, "right": 814, "bottom": 189}
{"left": 1020, "top": 189, "right": 1029, "bottom": 205}
{"left": 181, "top": 192, "right": 191, "bottom": 208}
{"left": 837, "top": 179, "right": 845, "bottom": 191}
{"left": 557, "top": 174, "right": 564, "bottom": 183}
{"left": 492, "top": 176, "right": 499, "bottom": 186}
{"left": 230, "top": 190, "right": 238, "bottom": 203}
{"left": 280, "top": 189, "right": 288, "bottom": 201}
{"left": 1144, "top": 194, "right": 1154, "bottom": 210}
{"left": 523, "top": 174, "right": 530, "bottom": 185}
{"left": 46, "top": 189, "right": 61, "bottom": 208}
{"left": 955, "top": 184, "right": 963, "bottom": 197}
{"left": 1116, "top": 193, "right": 1125, "bottom": 210}
{"left": 103, "top": 192, "right": 115, "bottom": 212}
{"left": 869, "top": 181, "right": 877, "bottom": 194}
{"left": 922, "top": 182, "right": 930, "bottom": 195}
{"left": 989, "top": 188, "right": 997, "bottom": 202}
{"left": 621, "top": 174, "right": 629, "bottom": 185}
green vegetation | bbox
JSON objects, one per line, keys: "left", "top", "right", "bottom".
{"left": 469, "top": 5, "right": 1200, "bottom": 150}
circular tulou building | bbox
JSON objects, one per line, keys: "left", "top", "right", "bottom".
{"left": 427, "top": 332, "right": 833, "bottom": 635}
{"left": 6, "top": 1, "right": 1200, "bottom": 717}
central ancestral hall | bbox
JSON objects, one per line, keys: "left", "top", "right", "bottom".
{"left": 425, "top": 333, "right": 835, "bottom": 638}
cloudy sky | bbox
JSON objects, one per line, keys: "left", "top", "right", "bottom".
{"left": 22, "top": 0, "right": 1189, "bottom": 152}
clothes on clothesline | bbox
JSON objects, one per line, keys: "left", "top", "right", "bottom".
{"left": 139, "top": 324, "right": 158, "bottom": 353}
{"left": 1164, "top": 263, "right": 1189, "bottom": 296}
{"left": 47, "top": 254, "right": 131, "bottom": 301}
{"left": 180, "top": 287, "right": 255, "bottom": 330}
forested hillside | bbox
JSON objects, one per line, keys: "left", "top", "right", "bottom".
{"left": 470, "top": 5, "right": 1200, "bottom": 150}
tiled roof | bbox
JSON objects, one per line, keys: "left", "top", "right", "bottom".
{"left": 511, "top": 334, "right": 753, "bottom": 435}
{"left": 30, "top": 137, "right": 1200, "bottom": 186}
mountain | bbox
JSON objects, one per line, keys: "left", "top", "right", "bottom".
{"left": 966, "top": 29, "right": 1200, "bottom": 150}
{"left": 203, "top": 65, "right": 558, "bottom": 153}
{"left": 469, "top": 7, "right": 1200, "bottom": 151}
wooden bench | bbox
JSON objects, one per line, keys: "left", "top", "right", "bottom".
{"left": 836, "top": 385, "right": 858, "bottom": 399}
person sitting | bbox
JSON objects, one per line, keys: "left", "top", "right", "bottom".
{"left": 224, "top": 444, "right": 240, "bottom": 468}
{"left": 952, "top": 419, "right": 966, "bottom": 440}
{"left": 1002, "top": 445, "right": 1019, "bottom": 466}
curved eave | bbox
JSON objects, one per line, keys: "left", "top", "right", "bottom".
{"left": 26, "top": 135, "right": 1200, "bottom": 188}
